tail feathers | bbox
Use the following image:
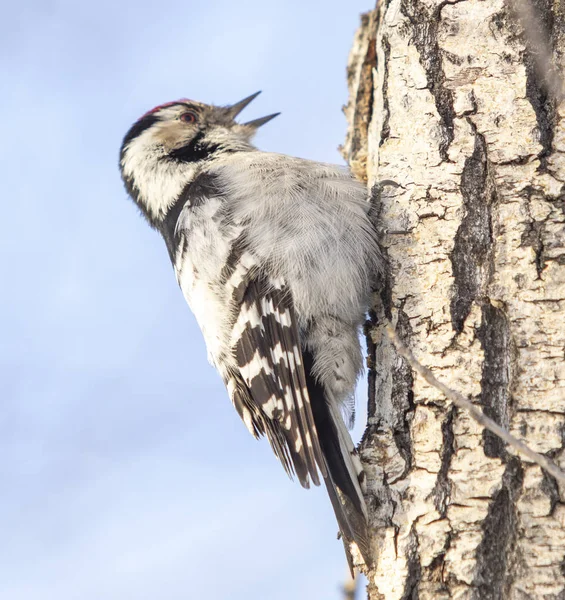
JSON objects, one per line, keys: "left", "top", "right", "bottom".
{"left": 324, "top": 468, "right": 371, "bottom": 572}
{"left": 327, "top": 400, "right": 367, "bottom": 519}
{"left": 323, "top": 404, "right": 371, "bottom": 569}
{"left": 303, "top": 350, "right": 371, "bottom": 569}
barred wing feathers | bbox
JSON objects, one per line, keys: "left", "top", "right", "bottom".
{"left": 228, "top": 272, "right": 371, "bottom": 568}
{"left": 229, "top": 273, "right": 325, "bottom": 488}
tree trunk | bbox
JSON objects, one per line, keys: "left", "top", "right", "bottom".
{"left": 342, "top": 2, "right": 565, "bottom": 598}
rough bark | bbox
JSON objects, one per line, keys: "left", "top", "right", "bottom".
{"left": 342, "top": 2, "right": 565, "bottom": 598}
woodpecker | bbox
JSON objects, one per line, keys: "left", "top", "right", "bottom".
{"left": 119, "top": 92, "right": 381, "bottom": 568}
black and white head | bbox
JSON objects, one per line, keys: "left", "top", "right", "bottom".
{"left": 119, "top": 92, "right": 279, "bottom": 226}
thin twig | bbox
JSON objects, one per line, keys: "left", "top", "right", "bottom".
{"left": 385, "top": 323, "right": 565, "bottom": 484}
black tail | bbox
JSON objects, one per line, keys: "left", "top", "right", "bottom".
{"left": 303, "top": 350, "right": 371, "bottom": 570}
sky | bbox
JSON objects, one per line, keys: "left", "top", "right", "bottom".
{"left": 1, "top": 1, "right": 373, "bottom": 598}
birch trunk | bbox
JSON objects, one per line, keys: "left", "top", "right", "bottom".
{"left": 342, "top": 2, "right": 565, "bottom": 598}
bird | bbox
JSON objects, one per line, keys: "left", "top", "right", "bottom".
{"left": 119, "top": 92, "right": 381, "bottom": 569}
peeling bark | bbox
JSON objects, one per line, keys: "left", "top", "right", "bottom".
{"left": 343, "top": 1, "right": 565, "bottom": 598}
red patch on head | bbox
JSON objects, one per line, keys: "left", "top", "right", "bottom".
{"left": 140, "top": 99, "right": 191, "bottom": 119}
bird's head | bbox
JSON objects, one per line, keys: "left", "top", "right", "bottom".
{"left": 119, "top": 92, "right": 279, "bottom": 224}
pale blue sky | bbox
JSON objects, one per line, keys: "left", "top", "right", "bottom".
{"left": 1, "top": 1, "right": 372, "bottom": 598}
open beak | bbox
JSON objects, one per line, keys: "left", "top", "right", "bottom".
{"left": 226, "top": 91, "right": 280, "bottom": 128}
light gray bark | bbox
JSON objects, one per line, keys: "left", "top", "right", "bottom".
{"left": 343, "top": 2, "right": 565, "bottom": 598}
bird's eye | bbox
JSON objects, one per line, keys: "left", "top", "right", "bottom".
{"left": 180, "top": 111, "right": 197, "bottom": 123}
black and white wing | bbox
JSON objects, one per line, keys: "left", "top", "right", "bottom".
{"left": 228, "top": 272, "right": 326, "bottom": 488}
{"left": 226, "top": 270, "right": 370, "bottom": 566}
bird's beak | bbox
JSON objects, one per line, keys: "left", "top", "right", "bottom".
{"left": 226, "top": 91, "right": 262, "bottom": 118}
{"left": 226, "top": 92, "right": 280, "bottom": 128}
{"left": 243, "top": 113, "right": 281, "bottom": 128}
